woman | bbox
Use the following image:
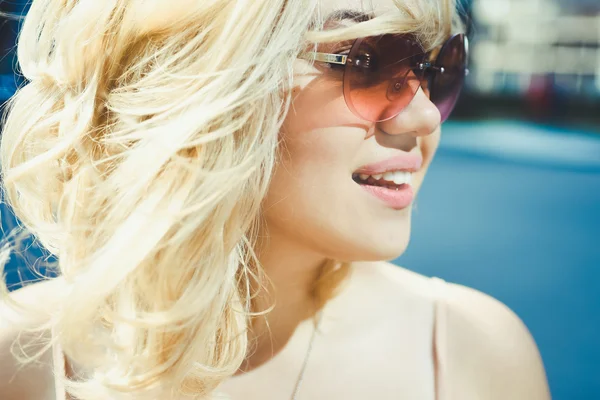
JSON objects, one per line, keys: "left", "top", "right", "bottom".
{"left": 0, "top": 0, "right": 551, "bottom": 399}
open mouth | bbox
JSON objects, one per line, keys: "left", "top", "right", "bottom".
{"left": 352, "top": 171, "right": 412, "bottom": 190}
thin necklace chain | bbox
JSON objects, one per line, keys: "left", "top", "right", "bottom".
{"left": 289, "top": 310, "right": 324, "bottom": 400}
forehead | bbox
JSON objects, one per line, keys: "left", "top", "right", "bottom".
{"left": 319, "top": 0, "right": 396, "bottom": 18}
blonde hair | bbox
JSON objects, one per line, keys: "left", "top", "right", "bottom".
{"left": 0, "top": 0, "right": 463, "bottom": 398}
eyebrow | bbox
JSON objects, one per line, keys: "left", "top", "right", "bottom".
{"left": 326, "top": 9, "right": 374, "bottom": 23}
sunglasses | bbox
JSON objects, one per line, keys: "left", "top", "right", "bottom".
{"left": 299, "top": 33, "right": 469, "bottom": 123}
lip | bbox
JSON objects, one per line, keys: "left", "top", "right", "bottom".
{"left": 358, "top": 184, "right": 414, "bottom": 210}
{"left": 354, "top": 153, "right": 423, "bottom": 175}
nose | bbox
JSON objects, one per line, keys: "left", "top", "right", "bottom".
{"left": 376, "top": 86, "right": 441, "bottom": 137}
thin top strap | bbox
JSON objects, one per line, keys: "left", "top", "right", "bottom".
{"left": 51, "top": 327, "right": 68, "bottom": 400}
{"left": 431, "top": 276, "right": 449, "bottom": 400}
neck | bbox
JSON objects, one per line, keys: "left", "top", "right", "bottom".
{"left": 238, "top": 227, "right": 327, "bottom": 373}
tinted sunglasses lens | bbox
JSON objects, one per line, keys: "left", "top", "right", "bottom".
{"left": 430, "top": 34, "right": 468, "bottom": 122}
{"left": 344, "top": 35, "right": 426, "bottom": 122}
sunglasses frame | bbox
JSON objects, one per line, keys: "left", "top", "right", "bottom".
{"left": 299, "top": 33, "right": 470, "bottom": 122}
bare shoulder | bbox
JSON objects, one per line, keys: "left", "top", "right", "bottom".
{"left": 437, "top": 279, "right": 551, "bottom": 399}
{"left": 352, "top": 261, "right": 551, "bottom": 400}
{"left": 0, "top": 278, "right": 64, "bottom": 400}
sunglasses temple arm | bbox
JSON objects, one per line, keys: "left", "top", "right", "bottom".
{"left": 417, "top": 62, "right": 470, "bottom": 76}
{"left": 298, "top": 51, "right": 348, "bottom": 65}
{"left": 417, "top": 62, "right": 444, "bottom": 73}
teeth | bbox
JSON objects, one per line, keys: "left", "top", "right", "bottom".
{"left": 382, "top": 171, "right": 395, "bottom": 181}
{"left": 355, "top": 171, "right": 413, "bottom": 185}
{"left": 391, "top": 171, "right": 411, "bottom": 185}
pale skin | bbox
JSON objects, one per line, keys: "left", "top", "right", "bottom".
{"left": 0, "top": 0, "right": 551, "bottom": 399}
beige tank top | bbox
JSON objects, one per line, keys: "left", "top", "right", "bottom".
{"left": 52, "top": 276, "right": 450, "bottom": 400}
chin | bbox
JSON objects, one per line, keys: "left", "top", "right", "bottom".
{"left": 327, "top": 205, "right": 413, "bottom": 262}
{"left": 364, "top": 241, "right": 410, "bottom": 262}
{"left": 337, "top": 232, "right": 411, "bottom": 263}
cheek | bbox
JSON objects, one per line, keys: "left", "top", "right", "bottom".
{"left": 287, "top": 73, "right": 355, "bottom": 133}
{"left": 414, "top": 127, "right": 441, "bottom": 196}
{"left": 261, "top": 83, "right": 372, "bottom": 260}
{"left": 421, "top": 127, "right": 441, "bottom": 170}
{"left": 263, "top": 118, "right": 363, "bottom": 255}
{"left": 276, "top": 82, "right": 360, "bottom": 187}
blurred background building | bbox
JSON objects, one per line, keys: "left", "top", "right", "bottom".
{"left": 471, "top": 0, "right": 599, "bottom": 98}
{"left": 454, "top": 0, "right": 599, "bottom": 124}
{"left": 1, "top": 0, "right": 599, "bottom": 399}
